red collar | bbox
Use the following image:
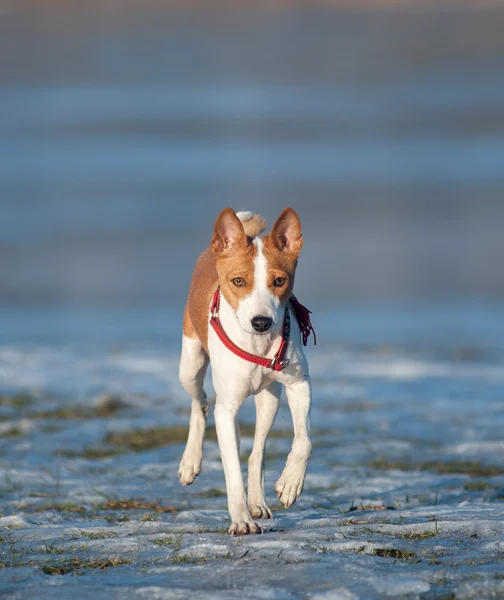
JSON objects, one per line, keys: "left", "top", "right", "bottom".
{"left": 209, "top": 287, "right": 316, "bottom": 372}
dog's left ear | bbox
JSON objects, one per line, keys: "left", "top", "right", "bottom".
{"left": 268, "top": 208, "right": 303, "bottom": 256}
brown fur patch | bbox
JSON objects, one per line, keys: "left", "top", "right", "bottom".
{"left": 261, "top": 237, "right": 298, "bottom": 305}
{"left": 261, "top": 208, "right": 303, "bottom": 305}
{"left": 268, "top": 208, "right": 303, "bottom": 256}
{"left": 184, "top": 209, "right": 256, "bottom": 351}
{"left": 214, "top": 243, "right": 257, "bottom": 312}
{"left": 184, "top": 248, "right": 219, "bottom": 352}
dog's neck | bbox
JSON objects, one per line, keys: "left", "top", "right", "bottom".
{"left": 218, "top": 293, "right": 284, "bottom": 359}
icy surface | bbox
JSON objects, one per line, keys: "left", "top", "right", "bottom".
{"left": 1, "top": 307, "right": 504, "bottom": 599}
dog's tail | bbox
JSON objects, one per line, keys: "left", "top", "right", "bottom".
{"left": 236, "top": 210, "right": 267, "bottom": 238}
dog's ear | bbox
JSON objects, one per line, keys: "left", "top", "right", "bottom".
{"left": 211, "top": 208, "right": 247, "bottom": 255}
{"left": 268, "top": 208, "right": 303, "bottom": 256}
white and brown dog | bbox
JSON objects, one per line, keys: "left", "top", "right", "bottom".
{"left": 178, "top": 207, "right": 314, "bottom": 535}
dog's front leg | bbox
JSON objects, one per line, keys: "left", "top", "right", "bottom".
{"left": 214, "top": 398, "right": 263, "bottom": 535}
{"left": 275, "top": 378, "right": 312, "bottom": 508}
{"left": 248, "top": 382, "right": 281, "bottom": 519}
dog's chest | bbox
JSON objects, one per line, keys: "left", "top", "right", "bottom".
{"left": 207, "top": 327, "right": 307, "bottom": 401}
{"left": 207, "top": 329, "right": 283, "bottom": 395}
{"left": 244, "top": 364, "right": 276, "bottom": 396}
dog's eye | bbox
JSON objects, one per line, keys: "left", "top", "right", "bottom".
{"left": 232, "top": 277, "right": 245, "bottom": 287}
{"left": 273, "top": 277, "right": 286, "bottom": 287}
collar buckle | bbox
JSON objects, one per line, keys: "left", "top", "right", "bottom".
{"left": 270, "top": 357, "right": 290, "bottom": 370}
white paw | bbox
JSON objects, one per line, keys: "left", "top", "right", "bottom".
{"left": 248, "top": 499, "right": 273, "bottom": 519}
{"left": 178, "top": 452, "right": 202, "bottom": 486}
{"left": 275, "top": 463, "right": 307, "bottom": 508}
{"left": 228, "top": 521, "right": 263, "bottom": 535}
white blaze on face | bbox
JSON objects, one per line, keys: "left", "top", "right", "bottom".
{"left": 236, "top": 238, "right": 282, "bottom": 334}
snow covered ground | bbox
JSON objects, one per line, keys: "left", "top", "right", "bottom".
{"left": 1, "top": 306, "right": 504, "bottom": 599}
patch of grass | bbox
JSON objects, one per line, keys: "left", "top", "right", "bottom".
{"left": 197, "top": 526, "right": 228, "bottom": 534}
{"left": 106, "top": 425, "right": 208, "bottom": 452}
{"left": 0, "top": 426, "right": 24, "bottom": 438}
{"left": 42, "top": 556, "right": 131, "bottom": 576}
{"left": 170, "top": 553, "right": 194, "bottom": 564}
{"left": 60, "top": 422, "right": 324, "bottom": 460}
{"left": 139, "top": 513, "right": 159, "bottom": 522}
{"left": 84, "top": 530, "right": 118, "bottom": 540}
{"left": 103, "top": 513, "right": 129, "bottom": 524}
{"left": 349, "top": 504, "right": 396, "bottom": 513}
{"left": 34, "top": 503, "right": 86, "bottom": 515}
{"left": 42, "top": 543, "right": 66, "bottom": 554}
{"left": 401, "top": 531, "right": 437, "bottom": 541}
{"left": 105, "top": 423, "right": 295, "bottom": 453}
{"left": 339, "top": 518, "right": 372, "bottom": 526}
{"left": 40, "top": 424, "right": 64, "bottom": 433}
{"left": 170, "top": 551, "right": 231, "bottom": 565}
{"left": 59, "top": 447, "right": 122, "bottom": 460}
{"left": 60, "top": 426, "right": 194, "bottom": 458}
{"left": 0, "top": 393, "right": 36, "bottom": 408}
{"left": 197, "top": 488, "right": 226, "bottom": 498}
{"left": 370, "top": 458, "right": 504, "bottom": 477}
{"left": 463, "top": 480, "right": 490, "bottom": 491}
{"left": 33, "top": 406, "right": 93, "bottom": 420}
{"left": 240, "top": 451, "right": 283, "bottom": 464}
{"left": 31, "top": 396, "right": 129, "bottom": 421}
{"left": 373, "top": 548, "right": 417, "bottom": 560}
{"left": 152, "top": 536, "right": 177, "bottom": 546}
{"left": 95, "top": 499, "right": 177, "bottom": 513}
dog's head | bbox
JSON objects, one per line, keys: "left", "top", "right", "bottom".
{"left": 211, "top": 207, "right": 303, "bottom": 335}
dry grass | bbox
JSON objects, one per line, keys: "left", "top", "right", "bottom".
{"left": 95, "top": 499, "right": 177, "bottom": 513}
{"left": 0, "top": 393, "right": 36, "bottom": 408}
{"left": 31, "top": 396, "right": 129, "bottom": 420}
{"left": 370, "top": 458, "right": 504, "bottom": 478}
{"left": 42, "top": 557, "right": 131, "bottom": 576}
{"left": 60, "top": 422, "right": 299, "bottom": 459}
{"left": 373, "top": 548, "right": 417, "bottom": 560}
{"left": 33, "top": 503, "right": 86, "bottom": 514}
{"left": 349, "top": 504, "right": 396, "bottom": 512}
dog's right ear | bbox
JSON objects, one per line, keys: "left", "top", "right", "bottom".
{"left": 211, "top": 208, "right": 247, "bottom": 255}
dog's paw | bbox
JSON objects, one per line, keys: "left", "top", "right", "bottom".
{"left": 275, "top": 464, "right": 306, "bottom": 509}
{"left": 228, "top": 521, "right": 263, "bottom": 535}
{"left": 178, "top": 452, "right": 202, "bottom": 486}
{"left": 248, "top": 500, "right": 273, "bottom": 519}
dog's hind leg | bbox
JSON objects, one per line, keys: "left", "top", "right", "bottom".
{"left": 248, "top": 382, "right": 281, "bottom": 519}
{"left": 178, "top": 334, "right": 209, "bottom": 486}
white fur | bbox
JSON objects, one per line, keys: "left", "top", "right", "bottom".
{"left": 235, "top": 210, "right": 254, "bottom": 222}
{"left": 207, "top": 300, "right": 311, "bottom": 534}
{"left": 178, "top": 335, "right": 209, "bottom": 486}
{"left": 248, "top": 382, "right": 281, "bottom": 519}
{"left": 236, "top": 238, "right": 283, "bottom": 335}
{"left": 179, "top": 222, "right": 312, "bottom": 536}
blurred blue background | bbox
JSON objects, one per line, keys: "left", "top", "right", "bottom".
{"left": 1, "top": 1, "right": 504, "bottom": 345}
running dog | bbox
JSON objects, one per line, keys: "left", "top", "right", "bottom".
{"left": 178, "top": 207, "right": 315, "bottom": 535}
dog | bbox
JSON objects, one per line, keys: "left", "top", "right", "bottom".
{"left": 178, "top": 207, "right": 314, "bottom": 535}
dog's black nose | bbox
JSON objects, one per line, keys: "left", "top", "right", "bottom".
{"left": 251, "top": 316, "right": 273, "bottom": 332}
